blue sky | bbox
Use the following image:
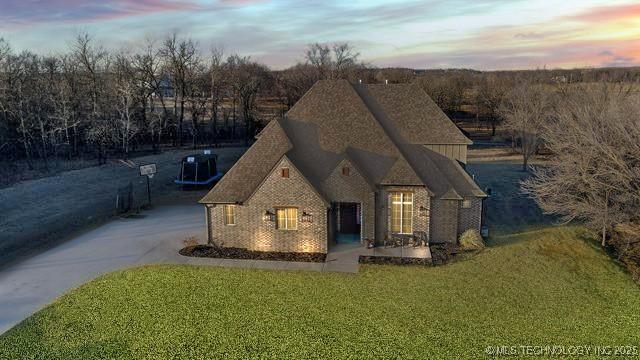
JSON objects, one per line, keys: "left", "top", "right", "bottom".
{"left": 1, "top": 0, "right": 639, "bottom": 69}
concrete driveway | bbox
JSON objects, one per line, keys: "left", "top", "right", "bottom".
{"left": 0, "top": 205, "right": 204, "bottom": 334}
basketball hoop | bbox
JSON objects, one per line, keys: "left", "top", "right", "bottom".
{"left": 139, "top": 163, "right": 157, "bottom": 206}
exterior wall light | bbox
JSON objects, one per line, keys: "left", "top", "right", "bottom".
{"left": 263, "top": 210, "right": 275, "bottom": 222}
{"left": 419, "top": 206, "right": 430, "bottom": 217}
{"left": 301, "top": 211, "right": 313, "bottom": 223}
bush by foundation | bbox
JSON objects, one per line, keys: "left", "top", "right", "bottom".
{"left": 459, "top": 229, "right": 485, "bottom": 251}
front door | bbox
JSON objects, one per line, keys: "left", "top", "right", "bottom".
{"left": 336, "top": 202, "right": 361, "bottom": 243}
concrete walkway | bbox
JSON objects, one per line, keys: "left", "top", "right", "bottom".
{"left": 0, "top": 205, "right": 359, "bottom": 334}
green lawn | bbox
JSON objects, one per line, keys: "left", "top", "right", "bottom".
{"left": 1, "top": 227, "right": 639, "bottom": 359}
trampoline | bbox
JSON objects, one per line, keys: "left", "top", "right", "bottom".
{"left": 175, "top": 151, "right": 222, "bottom": 185}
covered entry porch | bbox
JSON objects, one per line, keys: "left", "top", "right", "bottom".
{"left": 326, "top": 241, "right": 432, "bottom": 270}
{"left": 330, "top": 202, "right": 363, "bottom": 244}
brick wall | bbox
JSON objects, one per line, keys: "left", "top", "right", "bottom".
{"left": 320, "top": 159, "right": 375, "bottom": 242}
{"left": 209, "top": 157, "right": 328, "bottom": 253}
{"left": 207, "top": 157, "right": 482, "bottom": 250}
{"left": 430, "top": 197, "right": 483, "bottom": 243}
{"left": 377, "top": 186, "right": 430, "bottom": 245}
{"left": 458, "top": 197, "right": 483, "bottom": 236}
{"left": 430, "top": 199, "right": 459, "bottom": 243}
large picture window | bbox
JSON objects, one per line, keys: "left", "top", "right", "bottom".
{"left": 276, "top": 207, "right": 298, "bottom": 230}
{"left": 223, "top": 205, "right": 236, "bottom": 225}
{"left": 390, "top": 192, "right": 413, "bottom": 234}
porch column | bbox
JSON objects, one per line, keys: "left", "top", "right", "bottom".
{"left": 205, "top": 205, "right": 212, "bottom": 245}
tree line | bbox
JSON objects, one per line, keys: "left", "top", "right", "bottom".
{"left": 0, "top": 35, "right": 370, "bottom": 169}
{"left": 2, "top": 32, "right": 638, "bottom": 170}
{"left": 0, "top": 33, "right": 270, "bottom": 168}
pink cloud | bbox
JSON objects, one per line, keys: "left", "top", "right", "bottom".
{"left": 566, "top": 4, "right": 640, "bottom": 23}
{"left": 218, "top": 0, "right": 266, "bottom": 5}
{"left": 1, "top": 0, "right": 201, "bottom": 26}
{"left": 375, "top": 38, "right": 640, "bottom": 70}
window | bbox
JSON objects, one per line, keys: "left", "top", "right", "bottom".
{"left": 390, "top": 192, "right": 413, "bottom": 234}
{"left": 223, "top": 205, "right": 236, "bottom": 225}
{"left": 281, "top": 168, "right": 289, "bottom": 178}
{"left": 342, "top": 166, "right": 350, "bottom": 176}
{"left": 276, "top": 207, "right": 298, "bottom": 230}
{"left": 462, "top": 198, "right": 472, "bottom": 209}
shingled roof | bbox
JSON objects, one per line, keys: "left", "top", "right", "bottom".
{"left": 283, "top": 80, "right": 423, "bottom": 187}
{"left": 364, "top": 83, "right": 472, "bottom": 145}
{"left": 200, "top": 120, "right": 291, "bottom": 203}
{"left": 201, "top": 80, "right": 484, "bottom": 204}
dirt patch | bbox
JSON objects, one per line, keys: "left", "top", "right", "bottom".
{"left": 179, "top": 245, "right": 326, "bottom": 263}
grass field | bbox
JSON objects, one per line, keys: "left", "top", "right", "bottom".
{"left": 1, "top": 226, "right": 638, "bottom": 359}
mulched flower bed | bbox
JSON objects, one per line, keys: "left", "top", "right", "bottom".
{"left": 179, "top": 245, "right": 326, "bottom": 263}
{"left": 358, "top": 255, "right": 431, "bottom": 266}
{"left": 430, "top": 243, "right": 461, "bottom": 265}
{"left": 430, "top": 243, "right": 482, "bottom": 265}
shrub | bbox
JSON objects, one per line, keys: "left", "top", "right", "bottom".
{"left": 459, "top": 229, "right": 484, "bottom": 250}
{"left": 182, "top": 236, "right": 199, "bottom": 247}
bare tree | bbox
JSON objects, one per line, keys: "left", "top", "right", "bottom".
{"left": 522, "top": 83, "right": 640, "bottom": 246}
{"left": 499, "top": 82, "right": 552, "bottom": 171}
{"left": 305, "top": 43, "right": 331, "bottom": 79}
{"left": 185, "top": 61, "right": 209, "bottom": 149}
{"left": 160, "top": 33, "right": 199, "bottom": 147}
{"left": 304, "top": 42, "right": 361, "bottom": 80}
{"left": 208, "top": 46, "right": 225, "bottom": 145}
{"left": 5, "top": 51, "right": 39, "bottom": 169}
{"left": 72, "top": 32, "right": 111, "bottom": 163}
{"left": 416, "top": 71, "right": 468, "bottom": 117}
{"left": 113, "top": 52, "right": 139, "bottom": 158}
{"left": 332, "top": 43, "right": 360, "bottom": 79}
{"left": 275, "top": 64, "right": 317, "bottom": 113}
{"left": 73, "top": 32, "right": 108, "bottom": 118}
{"left": 475, "top": 74, "right": 509, "bottom": 136}
{"left": 134, "top": 39, "right": 168, "bottom": 153}
{"left": 226, "top": 55, "right": 271, "bottom": 145}
{"left": 50, "top": 55, "right": 81, "bottom": 158}
{"left": 0, "top": 39, "right": 13, "bottom": 157}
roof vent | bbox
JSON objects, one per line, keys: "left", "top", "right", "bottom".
{"left": 358, "top": 79, "right": 362, "bottom": 84}
{"left": 385, "top": 79, "right": 388, "bottom": 85}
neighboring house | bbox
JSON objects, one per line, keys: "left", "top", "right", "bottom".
{"left": 156, "top": 75, "right": 175, "bottom": 98}
{"left": 200, "top": 80, "right": 486, "bottom": 253}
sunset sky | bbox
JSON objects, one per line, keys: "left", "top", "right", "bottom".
{"left": 1, "top": 0, "right": 639, "bottom": 70}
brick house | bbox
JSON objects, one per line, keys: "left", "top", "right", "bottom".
{"left": 200, "top": 80, "right": 486, "bottom": 253}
